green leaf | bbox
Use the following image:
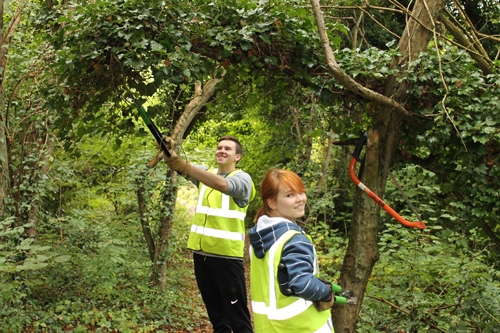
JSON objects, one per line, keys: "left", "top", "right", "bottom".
{"left": 259, "top": 33, "right": 271, "bottom": 44}
{"left": 17, "top": 262, "right": 48, "bottom": 271}
{"left": 53, "top": 255, "right": 71, "bottom": 263}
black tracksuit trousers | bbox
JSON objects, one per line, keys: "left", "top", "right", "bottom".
{"left": 193, "top": 253, "right": 253, "bottom": 333}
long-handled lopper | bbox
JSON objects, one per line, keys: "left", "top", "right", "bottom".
{"left": 127, "top": 93, "right": 171, "bottom": 158}
{"left": 350, "top": 133, "right": 426, "bottom": 229}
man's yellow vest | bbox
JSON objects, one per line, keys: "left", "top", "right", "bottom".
{"left": 187, "top": 169, "right": 255, "bottom": 258}
{"left": 250, "top": 230, "right": 334, "bottom": 333}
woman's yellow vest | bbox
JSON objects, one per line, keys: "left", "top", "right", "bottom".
{"left": 187, "top": 169, "right": 255, "bottom": 258}
{"left": 250, "top": 230, "right": 334, "bottom": 333}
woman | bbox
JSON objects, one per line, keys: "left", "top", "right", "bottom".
{"left": 249, "top": 169, "right": 335, "bottom": 333}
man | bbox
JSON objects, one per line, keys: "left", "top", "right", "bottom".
{"left": 163, "top": 136, "right": 255, "bottom": 333}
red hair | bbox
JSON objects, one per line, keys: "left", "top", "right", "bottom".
{"left": 254, "top": 169, "right": 306, "bottom": 221}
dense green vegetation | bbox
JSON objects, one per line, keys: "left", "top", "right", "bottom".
{"left": 2, "top": 134, "right": 499, "bottom": 332}
{"left": 1, "top": 0, "right": 499, "bottom": 332}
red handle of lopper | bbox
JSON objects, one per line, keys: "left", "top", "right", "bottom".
{"left": 349, "top": 157, "right": 426, "bottom": 229}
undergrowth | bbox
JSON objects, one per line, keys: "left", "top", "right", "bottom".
{"left": 312, "top": 222, "right": 500, "bottom": 333}
{"left": 0, "top": 196, "right": 209, "bottom": 333}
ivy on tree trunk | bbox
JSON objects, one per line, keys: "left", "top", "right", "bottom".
{"left": 310, "top": 0, "right": 448, "bottom": 330}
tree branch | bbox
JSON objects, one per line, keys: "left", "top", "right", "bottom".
{"left": 147, "top": 74, "right": 224, "bottom": 168}
{"left": 365, "top": 294, "right": 410, "bottom": 314}
{"left": 309, "top": 0, "right": 419, "bottom": 123}
{"left": 439, "top": 12, "right": 493, "bottom": 75}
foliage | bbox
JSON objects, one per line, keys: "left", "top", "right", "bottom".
{"left": 357, "top": 224, "right": 500, "bottom": 332}
{"left": 0, "top": 189, "right": 208, "bottom": 333}
{"left": 1, "top": 0, "right": 73, "bottom": 316}
{"left": 38, "top": 0, "right": 327, "bottom": 118}
{"left": 397, "top": 44, "right": 500, "bottom": 260}
{"left": 2, "top": 0, "right": 499, "bottom": 330}
{"left": 2, "top": 0, "right": 58, "bottom": 223}
{"left": 310, "top": 222, "right": 349, "bottom": 280}
{"left": 0, "top": 217, "right": 71, "bottom": 319}
{"left": 310, "top": 190, "right": 500, "bottom": 333}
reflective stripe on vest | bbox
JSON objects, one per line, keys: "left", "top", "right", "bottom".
{"left": 250, "top": 230, "right": 333, "bottom": 332}
{"left": 187, "top": 169, "right": 254, "bottom": 257}
{"left": 195, "top": 183, "right": 247, "bottom": 220}
{"left": 190, "top": 225, "right": 245, "bottom": 241}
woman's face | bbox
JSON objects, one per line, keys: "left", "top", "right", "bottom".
{"left": 268, "top": 184, "right": 307, "bottom": 221}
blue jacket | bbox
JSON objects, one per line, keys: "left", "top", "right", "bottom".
{"left": 248, "top": 215, "right": 332, "bottom": 302}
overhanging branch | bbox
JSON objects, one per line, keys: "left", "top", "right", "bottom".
{"left": 310, "top": 0, "right": 419, "bottom": 123}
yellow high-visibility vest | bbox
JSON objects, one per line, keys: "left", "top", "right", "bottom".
{"left": 187, "top": 169, "right": 255, "bottom": 258}
{"left": 250, "top": 230, "right": 334, "bottom": 333}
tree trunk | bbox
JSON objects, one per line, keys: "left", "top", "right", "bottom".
{"left": 310, "top": 0, "right": 447, "bottom": 330}
{"left": 0, "top": 0, "right": 23, "bottom": 220}
{"left": 316, "top": 133, "right": 334, "bottom": 189}
{"left": 151, "top": 169, "right": 178, "bottom": 289}
{"left": 136, "top": 167, "right": 155, "bottom": 262}
{"left": 143, "top": 76, "right": 223, "bottom": 290}
{"left": 477, "top": 219, "right": 500, "bottom": 254}
{"left": 0, "top": 89, "right": 7, "bottom": 220}
{"left": 0, "top": 0, "right": 7, "bottom": 219}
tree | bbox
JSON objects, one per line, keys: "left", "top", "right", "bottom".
{"left": 310, "top": 0, "right": 499, "bottom": 330}
{"left": 140, "top": 77, "right": 224, "bottom": 289}
{"left": 0, "top": 0, "right": 25, "bottom": 219}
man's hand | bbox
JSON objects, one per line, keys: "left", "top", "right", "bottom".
{"left": 164, "top": 155, "right": 191, "bottom": 176}
{"left": 161, "top": 135, "right": 175, "bottom": 152}
{"left": 161, "top": 136, "right": 191, "bottom": 176}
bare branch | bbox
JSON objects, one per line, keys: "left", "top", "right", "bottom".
{"left": 323, "top": 1, "right": 495, "bottom": 73}
{"left": 365, "top": 294, "right": 410, "bottom": 314}
{"left": 453, "top": 0, "right": 490, "bottom": 57}
{"left": 310, "top": 0, "right": 419, "bottom": 122}
{"left": 440, "top": 12, "right": 493, "bottom": 75}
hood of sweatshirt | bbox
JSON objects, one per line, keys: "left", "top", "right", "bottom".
{"left": 248, "top": 215, "right": 304, "bottom": 259}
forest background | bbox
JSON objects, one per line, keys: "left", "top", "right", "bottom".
{"left": 1, "top": 0, "right": 499, "bottom": 332}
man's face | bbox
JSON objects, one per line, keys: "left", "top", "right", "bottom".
{"left": 215, "top": 140, "right": 241, "bottom": 166}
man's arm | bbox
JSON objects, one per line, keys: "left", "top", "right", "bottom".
{"left": 187, "top": 167, "right": 253, "bottom": 208}
{"left": 224, "top": 172, "right": 253, "bottom": 207}
{"left": 161, "top": 148, "right": 229, "bottom": 192}
{"left": 162, "top": 150, "right": 252, "bottom": 205}
{"left": 187, "top": 167, "right": 229, "bottom": 193}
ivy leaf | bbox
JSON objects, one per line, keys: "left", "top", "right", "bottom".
{"left": 259, "top": 33, "right": 271, "bottom": 44}
{"left": 150, "top": 41, "right": 163, "bottom": 52}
